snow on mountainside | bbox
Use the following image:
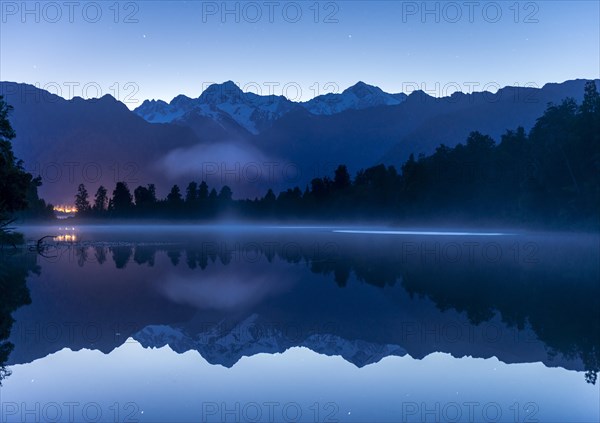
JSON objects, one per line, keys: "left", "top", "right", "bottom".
{"left": 135, "top": 81, "right": 299, "bottom": 134}
{"left": 134, "top": 81, "right": 407, "bottom": 133}
{"left": 198, "top": 81, "right": 299, "bottom": 134}
{"left": 132, "top": 314, "right": 407, "bottom": 368}
{"left": 301, "top": 81, "right": 407, "bottom": 115}
{"left": 134, "top": 95, "right": 196, "bottom": 123}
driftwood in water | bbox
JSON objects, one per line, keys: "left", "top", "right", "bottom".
{"left": 30, "top": 235, "right": 58, "bottom": 258}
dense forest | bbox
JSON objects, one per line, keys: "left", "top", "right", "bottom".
{"left": 68, "top": 81, "right": 600, "bottom": 228}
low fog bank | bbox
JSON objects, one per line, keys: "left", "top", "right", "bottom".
{"left": 157, "top": 141, "right": 299, "bottom": 199}
{"left": 13, "top": 216, "right": 600, "bottom": 238}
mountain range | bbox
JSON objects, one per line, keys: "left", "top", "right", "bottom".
{"left": 1, "top": 79, "right": 596, "bottom": 204}
{"left": 135, "top": 80, "right": 408, "bottom": 134}
{"left": 133, "top": 316, "right": 409, "bottom": 368}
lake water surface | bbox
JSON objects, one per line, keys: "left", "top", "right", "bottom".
{"left": 1, "top": 225, "right": 598, "bottom": 422}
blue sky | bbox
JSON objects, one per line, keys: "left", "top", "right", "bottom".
{"left": 1, "top": 1, "right": 598, "bottom": 108}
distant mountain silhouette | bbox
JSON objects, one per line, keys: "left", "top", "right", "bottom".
{"left": 136, "top": 80, "right": 301, "bottom": 135}
{"left": 258, "top": 79, "right": 599, "bottom": 173}
{"left": 302, "top": 81, "right": 407, "bottom": 115}
{"left": 1, "top": 79, "right": 597, "bottom": 204}
{"left": 135, "top": 81, "right": 406, "bottom": 131}
{"left": 0, "top": 82, "right": 205, "bottom": 203}
{"left": 382, "top": 80, "right": 600, "bottom": 164}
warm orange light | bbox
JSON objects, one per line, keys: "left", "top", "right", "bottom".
{"left": 54, "top": 234, "right": 77, "bottom": 242}
{"left": 54, "top": 205, "right": 78, "bottom": 213}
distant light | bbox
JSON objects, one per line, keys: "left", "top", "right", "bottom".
{"left": 53, "top": 205, "right": 78, "bottom": 214}
{"left": 333, "top": 230, "right": 511, "bottom": 236}
{"left": 54, "top": 234, "right": 77, "bottom": 242}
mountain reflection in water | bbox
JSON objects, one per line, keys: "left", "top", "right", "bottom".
{"left": 2, "top": 226, "right": 597, "bottom": 385}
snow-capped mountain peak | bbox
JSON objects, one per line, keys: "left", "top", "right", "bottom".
{"left": 133, "top": 81, "right": 408, "bottom": 133}
{"left": 199, "top": 80, "right": 245, "bottom": 105}
{"left": 300, "top": 81, "right": 407, "bottom": 115}
{"left": 170, "top": 94, "right": 194, "bottom": 108}
{"left": 345, "top": 80, "right": 382, "bottom": 98}
{"left": 135, "top": 98, "right": 189, "bottom": 123}
{"left": 132, "top": 314, "right": 407, "bottom": 368}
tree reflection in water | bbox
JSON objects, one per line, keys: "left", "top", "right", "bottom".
{"left": 0, "top": 250, "right": 37, "bottom": 385}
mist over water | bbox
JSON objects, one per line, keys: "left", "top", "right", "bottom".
{"left": 1, "top": 223, "right": 598, "bottom": 421}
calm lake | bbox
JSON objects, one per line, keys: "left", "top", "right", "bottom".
{"left": 1, "top": 225, "right": 599, "bottom": 422}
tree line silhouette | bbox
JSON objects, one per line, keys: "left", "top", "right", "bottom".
{"left": 0, "top": 251, "right": 36, "bottom": 385}
{"left": 72, "top": 82, "right": 600, "bottom": 227}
